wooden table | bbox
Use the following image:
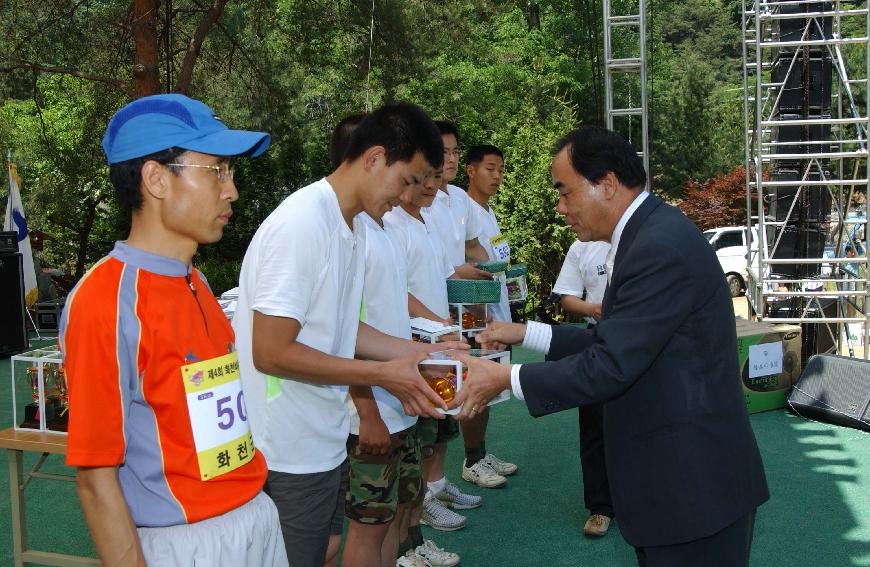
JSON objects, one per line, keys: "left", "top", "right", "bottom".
{"left": 0, "top": 428, "right": 100, "bottom": 566}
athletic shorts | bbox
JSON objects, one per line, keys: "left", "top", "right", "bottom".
{"left": 345, "top": 425, "right": 422, "bottom": 524}
{"left": 137, "top": 491, "right": 288, "bottom": 567}
{"left": 263, "top": 460, "right": 348, "bottom": 567}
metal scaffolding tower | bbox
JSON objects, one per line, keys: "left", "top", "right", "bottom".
{"left": 604, "top": 0, "right": 650, "bottom": 178}
{"left": 742, "top": 0, "right": 870, "bottom": 358}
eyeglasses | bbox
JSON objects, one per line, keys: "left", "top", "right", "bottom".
{"left": 165, "top": 162, "right": 234, "bottom": 183}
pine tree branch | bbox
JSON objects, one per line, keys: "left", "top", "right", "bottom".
{"left": 174, "top": 0, "right": 230, "bottom": 94}
{"left": 0, "top": 58, "right": 128, "bottom": 93}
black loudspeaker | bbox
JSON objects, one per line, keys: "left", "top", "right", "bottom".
{"left": 770, "top": 113, "right": 832, "bottom": 154}
{"left": 766, "top": 224, "right": 826, "bottom": 276}
{"left": 788, "top": 354, "right": 870, "bottom": 431}
{"left": 0, "top": 231, "right": 17, "bottom": 253}
{"left": 774, "top": 10, "right": 833, "bottom": 43}
{"left": 0, "top": 252, "right": 29, "bottom": 357}
{"left": 36, "top": 299, "right": 65, "bottom": 331}
{"left": 767, "top": 170, "right": 832, "bottom": 222}
{"left": 771, "top": 57, "right": 832, "bottom": 111}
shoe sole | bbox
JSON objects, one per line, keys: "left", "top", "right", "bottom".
{"left": 436, "top": 497, "right": 482, "bottom": 510}
{"left": 419, "top": 557, "right": 460, "bottom": 567}
{"left": 420, "top": 558, "right": 460, "bottom": 567}
{"left": 584, "top": 529, "right": 608, "bottom": 537}
{"left": 420, "top": 517, "right": 466, "bottom": 531}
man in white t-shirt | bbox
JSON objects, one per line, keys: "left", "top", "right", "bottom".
{"left": 552, "top": 239, "right": 615, "bottom": 537}
{"left": 328, "top": 113, "right": 459, "bottom": 567}
{"left": 384, "top": 166, "right": 469, "bottom": 563}
{"left": 462, "top": 144, "right": 519, "bottom": 488}
{"left": 553, "top": 240, "right": 610, "bottom": 324}
{"left": 424, "top": 122, "right": 490, "bottom": 278}
{"left": 233, "top": 103, "right": 463, "bottom": 567}
{"left": 424, "top": 126, "right": 518, "bottom": 497}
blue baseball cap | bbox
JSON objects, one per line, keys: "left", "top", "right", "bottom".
{"left": 102, "top": 94, "right": 271, "bottom": 164}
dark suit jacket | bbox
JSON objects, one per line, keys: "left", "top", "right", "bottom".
{"left": 521, "top": 194, "right": 769, "bottom": 548}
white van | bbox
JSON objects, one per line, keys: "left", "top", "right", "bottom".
{"left": 703, "top": 226, "right": 759, "bottom": 297}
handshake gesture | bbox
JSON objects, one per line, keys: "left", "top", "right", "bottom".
{"left": 447, "top": 321, "right": 530, "bottom": 419}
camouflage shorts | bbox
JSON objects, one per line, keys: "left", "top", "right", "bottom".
{"left": 417, "top": 416, "right": 460, "bottom": 449}
{"left": 417, "top": 418, "right": 439, "bottom": 449}
{"left": 345, "top": 425, "right": 422, "bottom": 524}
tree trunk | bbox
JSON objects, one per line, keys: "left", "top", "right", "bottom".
{"left": 526, "top": 1, "right": 541, "bottom": 30}
{"left": 132, "top": 0, "right": 161, "bottom": 97}
{"left": 74, "top": 199, "right": 101, "bottom": 280}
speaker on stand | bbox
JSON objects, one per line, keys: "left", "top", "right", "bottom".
{"left": 0, "top": 251, "right": 29, "bottom": 357}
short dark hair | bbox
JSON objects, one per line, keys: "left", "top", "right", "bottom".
{"left": 329, "top": 113, "right": 367, "bottom": 168}
{"left": 108, "top": 147, "right": 186, "bottom": 210}
{"left": 465, "top": 144, "right": 504, "bottom": 167}
{"left": 553, "top": 126, "right": 646, "bottom": 189}
{"left": 344, "top": 102, "right": 443, "bottom": 169}
{"left": 436, "top": 120, "right": 460, "bottom": 144}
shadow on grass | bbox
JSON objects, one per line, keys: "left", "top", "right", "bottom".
{"left": 749, "top": 410, "right": 870, "bottom": 567}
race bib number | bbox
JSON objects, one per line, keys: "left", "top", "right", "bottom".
{"left": 490, "top": 234, "right": 511, "bottom": 262}
{"left": 181, "top": 352, "right": 255, "bottom": 481}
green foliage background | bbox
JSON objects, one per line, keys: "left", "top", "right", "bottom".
{"left": 1, "top": 0, "right": 752, "bottom": 296}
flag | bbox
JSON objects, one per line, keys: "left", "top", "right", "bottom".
{"left": 4, "top": 157, "right": 39, "bottom": 306}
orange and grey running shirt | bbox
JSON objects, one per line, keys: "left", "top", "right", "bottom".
{"left": 60, "top": 242, "right": 267, "bottom": 527}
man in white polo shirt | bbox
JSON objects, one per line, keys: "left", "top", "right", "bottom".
{"left": 552, "top": 239, "right": 615, "bottom": 537}
{"left": 233, "top": 103, "right": 461, "bottom": 567}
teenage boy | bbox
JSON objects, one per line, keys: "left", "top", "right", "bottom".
{"left": 461, "top": 144, "right": 518, "bottom": 488}
{"left": 426, "top": 121, "right": 490, "bottom": 278}
{"left": 424, "top": 124, "right": 516, "bottom": 499}
{"left": 233, "top": 103, "right": 461, "bottom": 567}
{"left": 328, "top": 114, "right": 448, "bottom": 567}
{"left": 552, "top": 239, "right": 615, "bottom": 537}
{"left": 384, "top": 168, "right": 463, "bottom": 567}
{"left": 60, "top": 94, "right": 288, "bottom": 567}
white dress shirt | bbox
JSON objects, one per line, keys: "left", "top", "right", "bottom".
{"left": 510, "top": 191, "right": 649, "bottom": 400}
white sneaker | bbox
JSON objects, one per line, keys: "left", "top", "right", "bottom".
{"left": 415, "top": 539, "right": 460, "bottom": 567}
{"left": 435, "top": 480, "right": 482, "bottom": 510}
{"left": 421, "top": 493, "right": 466, "bottom": 531}
{"left": 462, "top": 459, "right": 507, "bottom": 488}
{"left": 397, "top": 550, "right": 432, "bottom": 567}
{"left": 483, "top": 452, "right": 518, "bottom": 476}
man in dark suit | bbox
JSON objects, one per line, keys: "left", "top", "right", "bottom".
{"left": 451, "top": 126, "right": 769, "bottom": 566}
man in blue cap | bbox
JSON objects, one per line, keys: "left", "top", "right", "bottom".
{"left": 60, "top": 94, "right": 288, "bottom": 567}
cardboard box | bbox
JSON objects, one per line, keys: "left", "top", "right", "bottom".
{"left": 735, "top": 319, "right": 802, "bottom": 414}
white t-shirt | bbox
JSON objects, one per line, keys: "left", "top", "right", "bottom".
{"left": 348, "top": 214, "right": 417, "bottom": 435}
{"left": 424, "top": 184, "right": 483, "bottom": 267}
{"left": 233, "top": 178, "right": 365, "bottom": 474}
{"left": 553, "top": 240, "right": 611, "bottom": 324}
{"left": 384, "top": 206, "right": 454, "bottom": 318}
{"left": 469, "top": 200, "right": 511, "bottom": 322}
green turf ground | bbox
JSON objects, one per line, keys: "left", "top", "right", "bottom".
{"left": 1, "top": 341, "right": 868, "bottom": 566}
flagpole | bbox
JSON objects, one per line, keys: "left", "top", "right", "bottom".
{"left": 4, "top": 152, "right": 42, "bottom": 341}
